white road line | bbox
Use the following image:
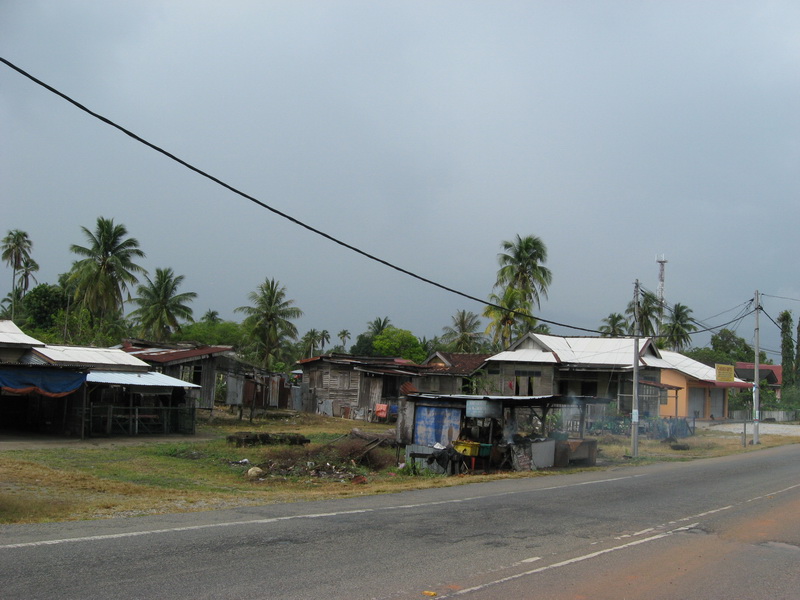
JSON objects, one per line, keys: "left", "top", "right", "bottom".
{"left": 0, "top": 474, "right": 642, "bottom": 550}
{"left": 450, "top": 523, "right": 699, "bottom": 597}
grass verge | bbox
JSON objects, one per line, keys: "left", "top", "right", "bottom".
{"left": 1, "top": 412, "right": 797, "bottom": 524}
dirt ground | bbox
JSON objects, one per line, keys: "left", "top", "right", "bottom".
{"left": 2, "top": 421, "right": 799, "bottom": 451}
{"left": 0, "top": 431, "right": 217, "bottom": 451}
{"left": 696, "top": 421, "right": 800, "bottom": 436}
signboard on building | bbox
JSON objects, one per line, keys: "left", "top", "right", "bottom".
{"left": 715, "top": 364, "right": 735, "bottom": 382}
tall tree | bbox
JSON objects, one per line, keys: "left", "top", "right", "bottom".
{"left": 68, "top": 217, "right": 146, "bottom": 323}
{"left": 796, "top": 319, "right": 800, "bottom": 387}
{"left": 662, "top": 302, "right": 697, "bottom": 351}
{"left": 778, "top": 310, "right": 795, "bottom": 388}
{"left": 18, "top": 256, "right": 39, "bottom": 297}
{"left": 301, "top": 328, "right": 320, "bottom": 358}
{"left": 367, "top": 316, "right": 391, "bottom": 337}
{"left": 1, "top": 229, "right": 34, "bottom": 320}
{"left": 128, "top": 268, "right": 197, "bottom": 341}
{"left": 372, "top": 326, "right": 427, "bottom": 363}
{"left": 495, "top": 234, "right": 552, "bottom": 310}
{"left": 483, "top": 286, "right": 534, "bottom": 349}
{"left": 319, "top": 329, "right": 330, "bottom": 354}
{"left": 201, "top": 309, "right": 221, "bottom": 324}
{"left": 235, "top": 278, "right": 303, "bottom": 370}
{"left": 337, "top": 329, "right": 351, "bottom": 349}
{"left": 626, "top": 290, "right": 659, "bottom": 337}
{"left": 599, "top": 312, "right": 628, "bottom": 337}
{"left": 442, "top": 309, "right": 485, "bottom": 353}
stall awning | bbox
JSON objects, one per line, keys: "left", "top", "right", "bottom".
{"left": 0, "top": 368, "right": 86, "bottom": 398}
{"left": 87, "top": 371, "right": 200, "bottom": 392}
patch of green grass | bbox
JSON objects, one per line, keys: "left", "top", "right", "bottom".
{"left": 0, "top": 492, "right": 75, "bottom": 524}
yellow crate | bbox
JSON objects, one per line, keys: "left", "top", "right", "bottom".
{"left": 453, "top": 441, "right": 480, "bottom": 456}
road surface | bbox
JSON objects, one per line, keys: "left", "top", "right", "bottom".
{"left": 2, "top": 444, "right": 799, "bottom": 599}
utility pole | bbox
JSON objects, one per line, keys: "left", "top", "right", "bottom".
{"left": 753, "top": 290, "right": 761, "bottom": 445}
{"left": 631, "top": 279, "right": 640, "bottom": 458}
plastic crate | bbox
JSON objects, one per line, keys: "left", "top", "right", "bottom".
{"left": 479, "top": 443, "right": 493, "bottom": 457}
{"left": 453, "top": 441, "right": 480, "bottom": 456}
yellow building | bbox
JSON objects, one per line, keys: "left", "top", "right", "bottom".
{"left": 657, "top": 350, "right": 750, "bottom": 419}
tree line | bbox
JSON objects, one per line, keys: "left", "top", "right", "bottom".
{"left": 4, "top": 219, "right": 794, "bottom": 409}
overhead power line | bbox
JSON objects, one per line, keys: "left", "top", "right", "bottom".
{"left": 0, "top": 56, "right": 761, "bottom": 342}
{"left": 1, "top": 56, "right": 603, "bottom": 334}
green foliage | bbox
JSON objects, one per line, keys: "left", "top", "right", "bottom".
{"left": 2, "top": 228, "right": 35, "bottom": 320}
{"left": 778, "top": 310, "right": 795, "bottom": 388}
{"left": 350, "top": 332, "right": 376, "bottom": 356}
{"left": 49, "top": 305, "right": 132, "bottom": 346}
{"left": 495, "top": 234, "right": 552, "bottom": 310}
{"left": 685, "top": 329, "right": 768, "bottom": 367}
{"left": 372, "top": 326, "right": 427, "bottom": 363}
{"left": 128, "top": 267, "right": 197, "bottom": 341}
{"left": 21, "top": 283, "right": 67, "bottom": 330}
{"left": 483, "top": 286, "right": 535, "bottom": 349}
{"left": 599, "top": 312, "right": 628, "bottom": 337}
{"left": 235, "top": 278, "right": 302, "bottom": 370}
{"left": 662, "top": 302, "right": 697, "bottom": 351}
{"left": 177, "top": 320, "right": 245, "bottom": 346}
{"left": 626, "top": 290, "right": 660, "bottom": 337}
{"left": 68, "top": 217, "right": 146, "bottom": 323}
{"left": 441, "top": 309, "right": 487, "bottom": 353}
{"left": 778, "top": 386, "right": 800, "bottom": 409}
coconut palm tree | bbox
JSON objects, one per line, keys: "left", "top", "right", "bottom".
{"left": 662, "top": 302, "right": 697, "bottom": 351}
{"left": 1, "top": 229, "right": 34, "bottom": 320}
{"left": 18, "top": 256, "right": 39, "bottom": 297}
{"left": 235, "top": 278, "right": 303, "bottom": 370}
{"left": 301, "top": 328, "right": 320, "bottom": 358}
{"left": 495, "top": 234, "right": 552, "bottom": 310}
{"left": 202, "top": 309, "right": 221, "bottom": 324}
{"left": 337, "top": 329, "right": 351, "bottom": 350}
{"left": 599, "top": 312, "right": 628, "bottom": 337}
{"left": 442, "top": 309, "right": 485, "bottom": 353}
{"left": 68, "top": 217, "right": 146, "bottom": 323}
{"left": 626, "top": 290, "right": 659, "bottom": 337}
{"left": 318, "top": 329, "right": 330, "bottom": 354}
{"left": 483, "top": 287, "right": 535, "bottom": 349}
{"left": 367, "top": 316, "right": 391, "bottom": 337}
{"left": 128, "top": 268, "right": 197, "bottom": 341}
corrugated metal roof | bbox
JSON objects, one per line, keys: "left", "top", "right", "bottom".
{"left": 125, "top": 345, "right": 232, "bottom": 364}
{"left": 489, "top": 334, "right": 672, "bottom": 369}
{"left": 87, "top": 371, "right": 200, "bottom": 387}
{"left": 0, "top": 320, "right": 45, "bottom": 348}
{"left": 488, "top": 348, "right": 559, "bottom": 364}
{"left": 656, "top": 350, "right": 747, "bottom": 385}
{"left": 33, "top": 346, "right": 149, "bottom": 370}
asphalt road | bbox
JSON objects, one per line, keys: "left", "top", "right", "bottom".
{"left": 2, "top": 445, "right": 799, "bottom": 600}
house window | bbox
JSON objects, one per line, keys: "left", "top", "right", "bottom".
{"left": 514, "top": 369, "right": 541, "bottom": 396}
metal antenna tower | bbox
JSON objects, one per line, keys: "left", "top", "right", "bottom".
{"left": 656, "top": 254, "right": 667, "bottom": 334}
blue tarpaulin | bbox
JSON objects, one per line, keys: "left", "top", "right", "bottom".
{"left": 0, "top": 368, "right": 86, "bottom": 398}
{"left": 413, "top": 405, "right": 462, "bottom": 447}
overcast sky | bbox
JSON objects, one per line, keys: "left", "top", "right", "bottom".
{"left": 2, "top": 1, "right": 798, "bottom": 359}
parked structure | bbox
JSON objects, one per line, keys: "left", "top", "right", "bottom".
{"left": 121, "top": 339, "right": 233, "bottom": 409}
{"left": 0, "top": 321, "right": 198, "bottom": 438}
{"left": 297, "top": 354, "right": 427, "bottom": 420}
{"left": 412, "top": 352, "right": 493, "bottom": 395}
{"left": 659, "top": 351, "right": 750, "bottom": 419}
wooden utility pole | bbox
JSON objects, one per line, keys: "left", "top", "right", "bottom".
{"left": 753, "top": 290, "right": 761, "bottom": 445}
{"left": 631, "top": 279, "right": 640, "bottom": 458}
